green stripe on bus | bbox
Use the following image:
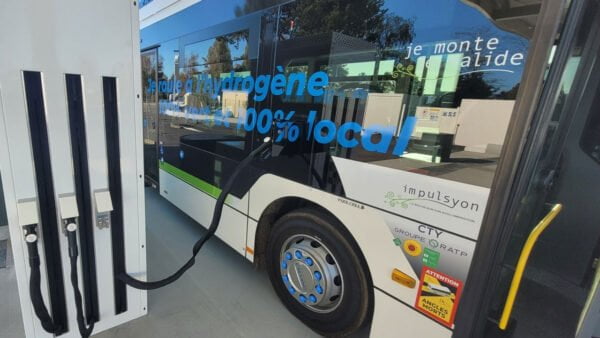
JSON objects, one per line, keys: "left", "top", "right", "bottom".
{"left": 159, "top": 161, "right": 221, "bottom": 199}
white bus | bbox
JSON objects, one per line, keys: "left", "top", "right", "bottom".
{"left": 139, "top": 0, "right": 600, "bottom": 337}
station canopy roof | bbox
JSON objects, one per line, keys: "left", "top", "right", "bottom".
{"left": 463, "top": 0, "right": 542, "bottom": 38}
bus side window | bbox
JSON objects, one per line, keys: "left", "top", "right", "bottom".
{"left": 270, "top": 0, "right": 539, "bottom": 189}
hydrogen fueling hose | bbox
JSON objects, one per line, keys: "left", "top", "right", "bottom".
{"left": 117, "top": 138, "right": 272, "bottom": 290}
{"left": 24, "top": 222, "right": 96, "bottom": 338}
{"left": 24, "top": 138, "right": 270, "bottom": 336}
{"left": 23, "top": 225, "right": 63, "bottom": 335}
{"left": 66, "top": 225, "right": 95, "bottom": 338}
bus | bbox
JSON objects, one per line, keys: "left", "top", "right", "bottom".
{"left": 139, "top": 0, "right": 600, "bottom": 337}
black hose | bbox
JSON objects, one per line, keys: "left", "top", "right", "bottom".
{"left": 24, "top": 226, "right": 63, "bottom": 334}
{"left": 26, "top": 220, "right": 97, "bottom": 338}
{"left": 117, "top": 139, "right": 272, "bottom": 290}
{"left": 26, "top": 223, "right": 96, "bottom": 337}
{"left": 25, "top": 139, "right": 270, "bottom": 336}
{"left": 67, "top": 229, "right": 95, "bottom": 338}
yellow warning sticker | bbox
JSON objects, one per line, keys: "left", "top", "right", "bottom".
{"left": 415, "top": 267, "right": 463, "bottom": 328}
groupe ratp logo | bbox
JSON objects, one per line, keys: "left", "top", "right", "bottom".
{"left": 150, "top": 68, "right": 417, "bottom": 157}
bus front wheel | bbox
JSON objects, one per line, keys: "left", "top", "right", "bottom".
{"left": 265, "top": 208, "right": 373, "bottom": 337}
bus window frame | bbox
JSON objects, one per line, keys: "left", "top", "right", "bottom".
{"left": 178, "top": 12, "right": 262, "bottom": 67}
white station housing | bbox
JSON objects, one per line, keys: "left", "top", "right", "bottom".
{"left": 0, "top": 1, "right": 147, "bottom": 337}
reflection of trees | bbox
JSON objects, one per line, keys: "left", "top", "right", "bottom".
{"left": 452, "top": 26, "right": 527, "bottom": 101}
{"left": 284, "top": 0, "right": 416, "bottom": 95}
{"left": 453, "top": 72, "right": 496, "bottom": 105}
{"left": 177, "top": 53, "right": 199, "bottom": 89}
{"left": 156, "top": 55, "right": 164, "bottom": 81}
{"left": 455, "top": 27, "right": 528, "bottom": 71}
{"left": 234, "top": 0, "right": 283, "bottom": 17}
{"left": 235, "top": 44, "right": 250, "bottom": 72}
{"left": 235, "top": 0, "right": 414, "bottom": 50}
{"left": 234, "top": 0, "right": 416, "bottom": 96}
{"left": 373, "top": 12, "right": 415, "bottom": 50}
{"left": 205, "top": 38, "right": 233, "bottom": 78}
{"left": 155, "top": 55, "right": 172, "bottom": 100}
{"left": 283, "top": 0, "right": 414, "bottom": 50}
{"left": 495, "top": 83, "right": 519, "bottom": 99}
{"left": 141, "top": 53, "right": 156, "bottom": 100}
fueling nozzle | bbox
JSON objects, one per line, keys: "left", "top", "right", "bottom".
{"left": 64, "top": 219, "right": 78, "bottom": 258}
{"left": 259, "top": 137, "right": 273, "bottom": 160}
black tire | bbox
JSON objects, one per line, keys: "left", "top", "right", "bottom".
{"left": 266, "top": 208, "right": 373, "bottom": 337}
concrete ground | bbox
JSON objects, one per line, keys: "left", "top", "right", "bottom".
{"left": 0, "top": 240, "right": 26, "bottom": 337}
{"left": 0, "top": 189, "right": 368, "bottom": 337}
{"left": 97, "top": 188, "right": 320, "bottom": 338}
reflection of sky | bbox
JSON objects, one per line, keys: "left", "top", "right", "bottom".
{"left": 142, "top": 0, "right": 266, "bottom": 79}
{"left": 384, "top": 1, "right": 491, "bottom": 42}
{"left": 142, "top": 0, "right": 525, "bottom": 47}
{"left": 185, "top": 39, "right": 213, "bottom": 65}
{"left": 159, "top": 39, "right": 178, "bottom": 79}
{"left": 141, "top": 0, "right": 286, "bottom": 48}
{"left": 144, "top": 0, "right": 532, "bottom": 91}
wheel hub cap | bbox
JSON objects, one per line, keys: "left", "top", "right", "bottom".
{"left": 279, "top": 234, "right": 343, "bottom": 313}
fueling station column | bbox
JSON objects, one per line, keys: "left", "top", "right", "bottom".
{"left": 0, "top": 1, "right": 147, "bottom": 337}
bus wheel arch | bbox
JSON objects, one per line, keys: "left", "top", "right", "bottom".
{"left": 253, "top": 196, "right": 307, "bottom": 269}
{"left": 254, "top": 197, "right": 374, "bottom": 336}
{"left": 253, "top": 197, "right": 357, "bottom": 269}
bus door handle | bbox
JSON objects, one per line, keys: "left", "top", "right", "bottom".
{"left": 498, "top": 203, "right": 563, "bottom": 330}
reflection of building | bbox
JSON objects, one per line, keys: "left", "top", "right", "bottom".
{"left": 221, "top": 90, "right": 248, "bottom": 118}
{"left": 413, "top": 106, "right": 460, "bottom": 138}
{"left": 413, "top": 53, "right": 463, "bottom": 96}
{"left": 407, "top": 107, "right": 459, "bottom": 163}
{"left": 405, "top": 99, "right": 515, "bottom": 162}
{"left": 362, "top": 93, "right": 406, "bottom": 136}
{"left": 454, "top": 99, "right": 514, "bottom": 154}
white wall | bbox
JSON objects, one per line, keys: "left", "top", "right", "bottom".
{"left": 0, "top": 1, "right": 147, "bottom": 336}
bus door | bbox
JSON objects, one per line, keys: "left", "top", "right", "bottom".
{"left": 142, "top": 47, "right": 160, "bottom": 186}
{"left": 457, "top": 1, "right": 600, "bottom": 336}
